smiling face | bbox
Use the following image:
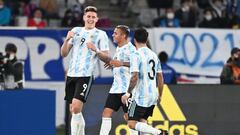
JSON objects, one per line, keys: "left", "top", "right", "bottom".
{"left": 112, "top": 25, "right": 130, "bottom": 45}
{"left": 112, "top": 28, "right": 123, "bottom": 44}
{"left": 112, "top": 28, "right": 128, "bottom": 46}
{"left": 83, "top": 11, "right": 98, "bottom": 29}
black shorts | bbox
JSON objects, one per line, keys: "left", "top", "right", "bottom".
{"left": 104, "top": 93, "right": 128, "bottom": 113}
{"left": 64, "top": 76, "right": 93, "bottom": 104}
{"left": 128, "top": 100, "right": 155, "bottom": 121}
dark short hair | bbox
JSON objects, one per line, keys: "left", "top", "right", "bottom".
{"left": 116, "top": 25, "right": 130, "bottom": 37}
{"left": 5, "top": 43, "right": 17, "bottom": 53}
{"left": 84, "top": 6, "right": 97, "bottom": 14}
{"left": 231, "top": 47, "right": 240, "bottom": 55}
{"left": 134, "top": 28, "right": 148, "bottom": 43}
{"left": 158, "top": 51, "right": 168, "bottom": 63}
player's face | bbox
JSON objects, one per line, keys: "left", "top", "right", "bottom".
{"left": 233, "top": 52, "right": 239, "bottom": 59}
{"left": 83, "top": 11, "right": 98, "bottom": 29}
{"left": 112, "top": 28, "right": 124, "bottom": 44}
{"left": 237, "top": 51, "right": 240, "bottom": 59}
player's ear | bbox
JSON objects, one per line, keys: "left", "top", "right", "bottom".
{"left": 83, "top": 14, "right": 86, "bottom": 21}
{"left": 95, "top": 16, "right": 99, "bottom": 22}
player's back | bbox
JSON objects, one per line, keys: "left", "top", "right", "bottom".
{"left": 131, "top": 47, "right": 161, "bottom": 107}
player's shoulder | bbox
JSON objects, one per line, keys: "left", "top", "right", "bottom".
{"left": 130, "top": 52, "right": 140, "bottom": 64}
{"left": 146, "top": 48, "right": 157, "bottom": 55}
{"left": 128, "top": 42, "right": 135, "bottom": 48}
{"left": 148, "top": 49, "right": 158, "bottom": 59}
{"left": 126, "top": 42, "right": 136, "bottom": 50}
{"left": 131, "top": 50, "right": 140, "bottom": 57}
{"left": 71, "top": 27, "right": 83, "bottom": 33}
{"left": 153, "top": 53, "right": 159, "bottom": 61}
{"left": 95, "top": 28, "right": 107, "bottom": 34}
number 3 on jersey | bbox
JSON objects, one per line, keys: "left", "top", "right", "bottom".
{"left": 148, "top": 59, "right": 155, "bottom": 80}
{"left": 80, "top": 84, "right": 88, "bottom": 96}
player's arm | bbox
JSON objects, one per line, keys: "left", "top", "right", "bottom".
{"left": 122, "top": 52, "right": 139, "bottom": 104}
{"left": 157, "top": 72, "right": 164, "bottom": 102}
{"left": 61, "top": 31, "right": 73, "bottom": 57}
{"left": 87, "top": 42, "right": 111, "bottom": 63}
{"left": 110, "top": 60, "right": 130, "bottom": 67}
{"left": 97, "top": 50, "right": 112, "bottom": 63}
{"left": 122, "top": 62, "right": 130, "bottom": 67}
{"left": 156, "top": 57, "right": 164, "bottom": 102}
{"left": 127, "top": 72, "right": 138, "bottom": 93}
{"left": 121, "top": 72, "right": 138, "bottom": 104}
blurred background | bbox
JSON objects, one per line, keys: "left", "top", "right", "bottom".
{"left": 0, "top": 0, "right": 240, "bottom": 135}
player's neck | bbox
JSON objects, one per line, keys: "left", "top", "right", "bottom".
{"left": 136, "top": 43, "right": 146, "bottom": 49}
{"left": 84, "top": 26, "right": 95, "bottom": 30}
{"left": 118, "top": 40, "right": 128, "bottom": 48}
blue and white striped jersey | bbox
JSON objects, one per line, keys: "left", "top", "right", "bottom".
{"left": 109, "top": 42, "right": 136, "bottom": 93}
{"left": 67, "top": 27, "right": 109, "bottom": 77}
{"left": 130, "top": 47, "right": 162, "bottom": 107}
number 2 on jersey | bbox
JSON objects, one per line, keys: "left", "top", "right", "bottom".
{"left": 148, "top": 59, "right": 156, "bottom": 80}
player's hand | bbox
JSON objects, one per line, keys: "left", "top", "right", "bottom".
{"left": 121, "top": 93, "right": 131, "bottom": 107}
{"left": 87, "top": 42, "right": 98, "bottom": 52}
{"left": 158, "top": 96, "right": 162, "bottom": 103}
{"left": 123, "top": 114, "right": 128, "bottom": 121}
{"left": 110, "top": 59, "right": 123, "bottom": 67}
{"left": 104, "top": 62, "right": 113, "bottom": 69}
{"left": 66, "top": 31, "right": 74, "bottom": 41}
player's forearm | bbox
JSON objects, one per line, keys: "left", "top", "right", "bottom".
{"left": 122, "top": 62, "right": 130, "bottom": 67}
{"left": 127, "top": 72, "right": 138, "bottom": 94}
{"left": 97, "top": 51, "right": 111, "bottom": 63}
{"left": 157, "top": 73, "right": 164, "bottom": 97}
{"left": 61, "top": 39, "right": 71, "bottom": 57}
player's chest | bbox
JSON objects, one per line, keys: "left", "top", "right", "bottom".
{"left": 73, "top": 32, "right": 98, "bottom": 44}
{"left": 113, "top": 49, "right": 130, "bottom": 60}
